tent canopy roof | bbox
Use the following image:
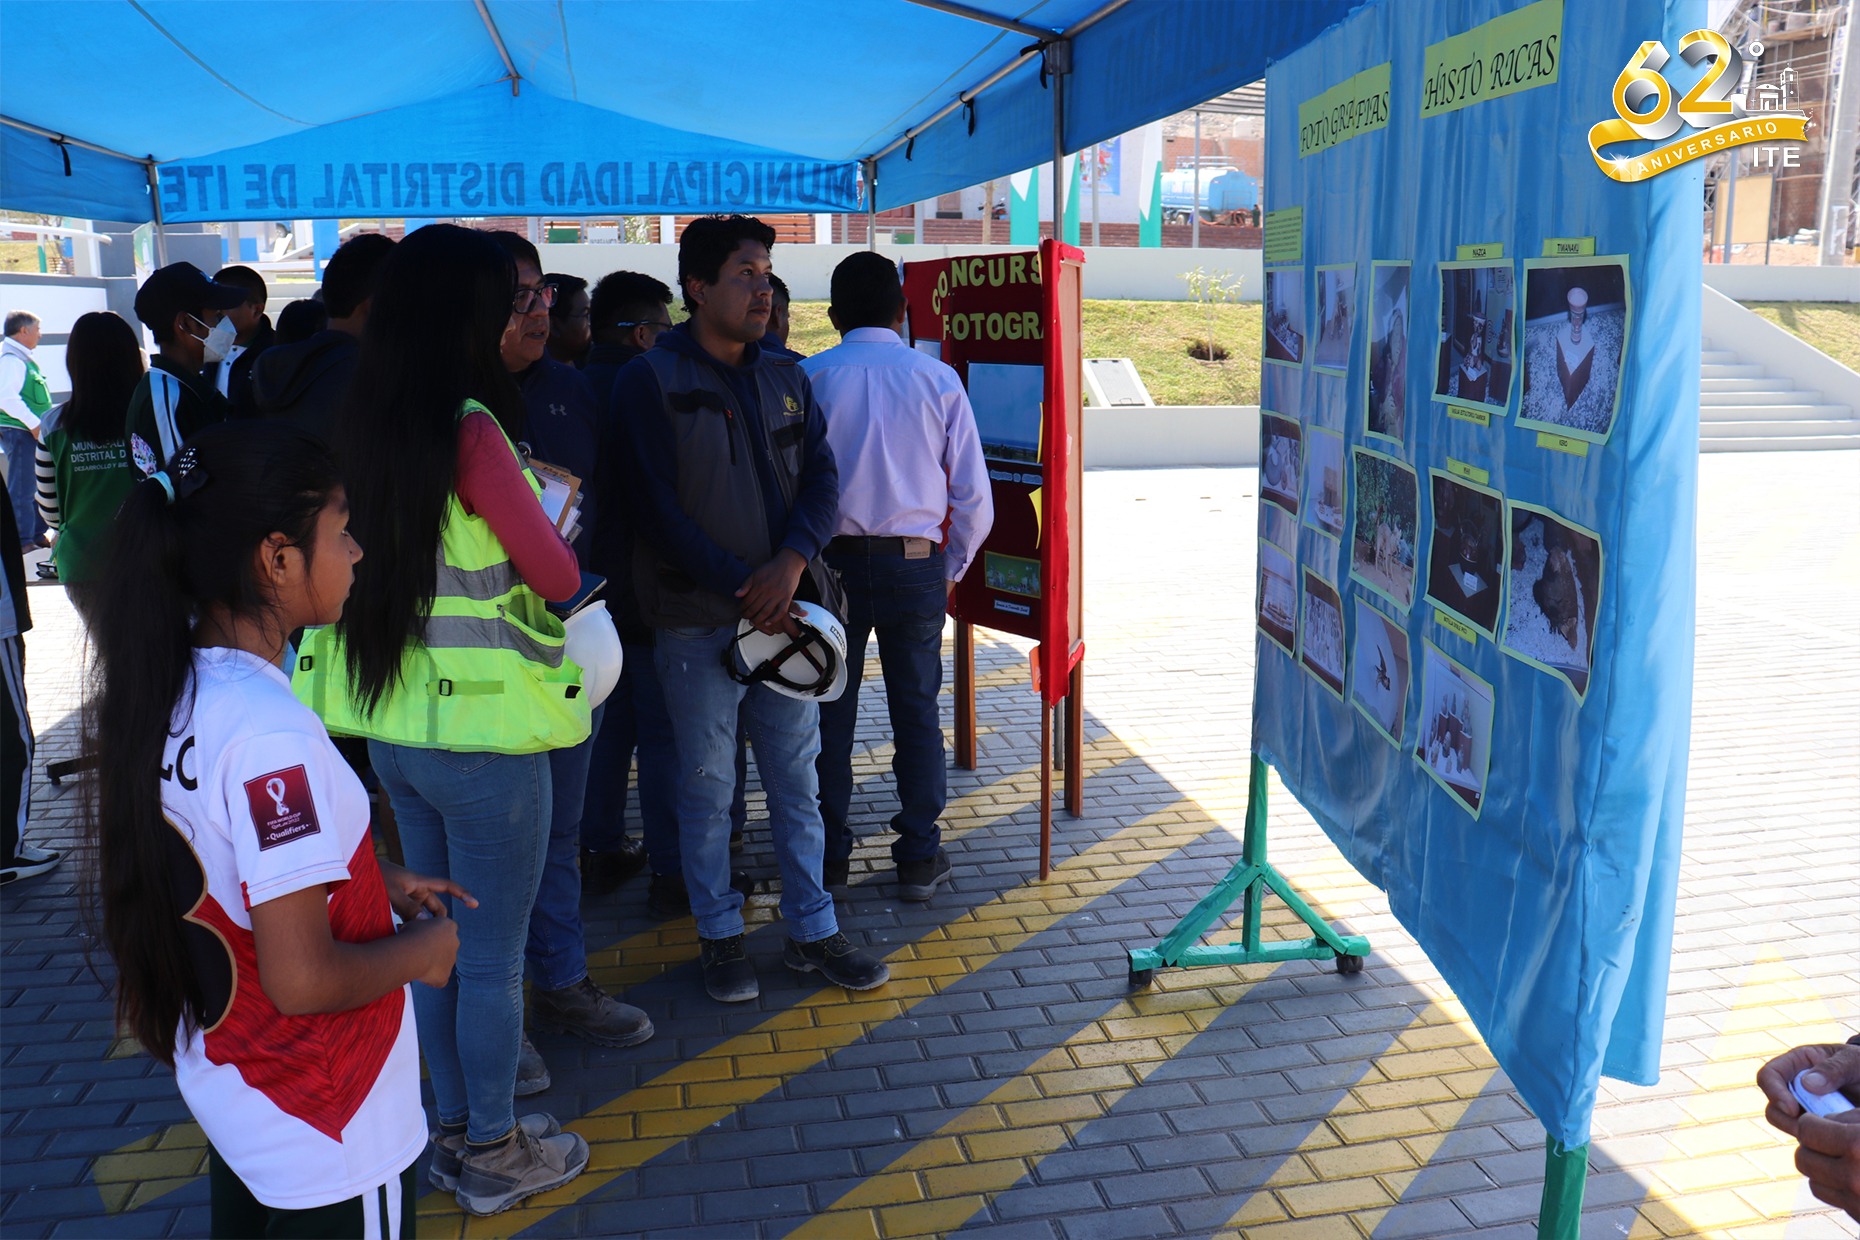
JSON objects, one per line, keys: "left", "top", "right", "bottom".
{"left": 0, "top": 0, "right": 1360, "bottom": 222}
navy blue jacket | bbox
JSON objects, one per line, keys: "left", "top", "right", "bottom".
{"left": 517, "top": 356, "right": 601, "bottom": 563}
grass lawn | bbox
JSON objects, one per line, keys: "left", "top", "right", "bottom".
{"left": 789, "top": 299, "right": 1265, "bottom": 406}
{"left": 1740, "top": 302, "right": 1860, "bottom": 373}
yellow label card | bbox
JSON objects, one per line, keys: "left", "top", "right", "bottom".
{"left": 1263, "top": 207, "right": 1304, "bottom": 264}
{"left": 1447, "top": 404, "right": 1492, "bottom": 427}
{"left": 1536, "top": 431, "right": 1590, "bottom": 456}
{"left": 1446, "top": 457, "right": 1491, "bottom": 486}
{"left": 1435, "top": 609, "right": 1479, "bottom": 643}
{"left": 1299, "top": 63, "right": 1392, "bottom": 158}
{"left": 1543, "top": 236, "right": 1596, "bottom": 256}
{"left": 1456, "top": 243, "right": 1504, "bottom": 260}
{"left": 1421, "top": 0, "right": 1563, "bottom": 119}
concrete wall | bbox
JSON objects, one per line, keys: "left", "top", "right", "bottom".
{"left": 1085, "top": 405, "right": 1259, "bottom": 468}
{"left": 534, "top": 242, "right": 1264, "bottom": 303}
{"left": 0, "top": 274, "right": 114, "bottom": 396}
{"left": 1701, "top": 264, "right": 1860, "bottom": 302}
{"left": 1702, "top": 285, "right": 1860, "bottom": 412}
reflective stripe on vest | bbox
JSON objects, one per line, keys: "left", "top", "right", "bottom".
{"left": 291, "top": 401, "right": 588, "bottom": 754}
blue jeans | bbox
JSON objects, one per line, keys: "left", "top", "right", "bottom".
{"left": 525, "top": 704, "right": 601, "bottom": 990}
{"left": 655, "top": 625, "right": 836, "bottom": 943}
{"left": 816, "top": 546, "right": 948, "bottom": 866}
{"left": 2, "top": 427, "right": 46, "bottom": 546}
{"left": 369, "top": 741, "right": 550, "bottom": 1145}
{"left": 584, "top": 642, "right": 683, "bottom": 876}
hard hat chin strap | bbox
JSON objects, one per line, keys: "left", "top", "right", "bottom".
{"left": 723, "top": 627, "right": 839, "bottom": 695}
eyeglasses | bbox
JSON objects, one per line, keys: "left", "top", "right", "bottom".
{"left": 512, "top": 284, "right": 558, "bottom": 314}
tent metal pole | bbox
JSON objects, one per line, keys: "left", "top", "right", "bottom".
{"left": 864, "top": 159, "right": 878, "bottom": 250}
{"left": 1051, "top": 40, "right": 1071, "bottom": 242}
{"left": 0, "top": 115, "right": 153, "bottom": 167}
{"left": 1192, "top": 110, "right": 1202, "bottom": 250}
{"left": 900, "top": 0, "right": 1054, "bottom": 39}
{"left": 473, "top": 0, "right": 523, "bottom": 95}
{"left": 143, "top": 162, "right": 169, "bottom": 266}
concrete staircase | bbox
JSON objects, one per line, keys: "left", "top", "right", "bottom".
{"left": 1700, "top": 338, "right": 1860, "bottom": 451}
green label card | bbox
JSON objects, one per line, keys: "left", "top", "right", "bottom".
{"left": 1447, "top": 405, "right": 1492, "bottom": 427}
{"left": 1435, "top": 609, "right": 1479, "bottom": 643}
{"left": 1456, "top": 243, "right": 1504, "bottom": 260}
{"left": 1263, "top": 207, "right": 1304, "bottom": 263}
{"left": 1299, "top": 63, "right": 1393, "bottom": 158}
{"left": 1543, "top": 237, "right": 1596, "bottom": 256}
{"left": 1420, "top": 0, "right": 1563, "bottom": 119}
{"left": 1446, "top": 457, "right": 1491, "bottom": 486}
{"left": 1537, "top": 431, "right": 1590, "bottom": 456}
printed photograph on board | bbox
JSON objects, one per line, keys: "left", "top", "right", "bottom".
{"left": 1260, "top": 413, "right": 1303, "bottom": 516}
{"left": 1424, "top": 471, "right": 1505, "bottom": 636}
{"left": 1264, "top": 266, "right": 1306, "bottom": 366}
{"left": 1350, "top": 598, "right": 1410, "bottom": 746}
{"left": 966, "top": 361, "right": 1044, "bottom": 463}
{"left": 1414, "top": 642, "right": 1495, "bottom": 817}
{"left": 1303, "top": 426, "right": 1346, "bottom": 540}
{"left": 1517, "top": 257, "right": 1630, "bottom": 443}
{"left": 1257, "top": 539, "right": 1297, "bottom": 654}
{"left": 1299, "top": 571, "right": 1346, "bottom": 698}
{"left": 984, "top": 550, "right": 1042, "bottom": 598}
{"left": 1434, "top": 259, "right": 1515, "bottom": 416}
{"left": 1348, "top": 448, "right": 1418, "bottom": 611}
{"left": 1365, "top": 262, "right": 1410, "bottom": 442}
{"left": 1314, "top": 264, "right": 1356, "bottom": 374}
{"left": 1502, "top": 502, "right": 1604, "bottom": 698}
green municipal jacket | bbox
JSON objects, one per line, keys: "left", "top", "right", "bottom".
{"left": 41, "top": 416, "right": 137, "bottom": 583}
{"left": 292, "top": 402, "right": 590, "bottom": 754}
{"left": 1, "top": 346, "right": 50, "bottom": 432}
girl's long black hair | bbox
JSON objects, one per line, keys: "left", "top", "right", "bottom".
{"left": 85, "top": 421, "right": 339, "bottom": 1065}
{"left": 331, "top": 223, "right": 524, "bottom": 714}
{"left": 56, "top": 311, "right": 144, "bottom": 444}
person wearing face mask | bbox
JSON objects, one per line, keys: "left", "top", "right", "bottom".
{"left": 126, "top": 263, "right": 243, "bottom": 470}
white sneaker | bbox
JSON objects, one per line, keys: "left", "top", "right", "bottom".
{"left": 0, "top": 843, "right": 60, "bottom": 885}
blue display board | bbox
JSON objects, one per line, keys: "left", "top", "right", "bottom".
{"left": 1256, "top": 0, "right": 1699, "bottom": 1147}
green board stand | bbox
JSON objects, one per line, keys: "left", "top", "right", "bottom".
{"left": 1125, "top": 754, "right": 1370, "bottom": 987}
{"left": 1538, "top": 1139, "right": 1588, "bottom": 1239}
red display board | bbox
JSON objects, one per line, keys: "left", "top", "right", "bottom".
{"left": 903, "top": 240, "right": 1085, "bottom": 708}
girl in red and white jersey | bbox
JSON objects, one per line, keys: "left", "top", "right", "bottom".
{"left": 83, "top": 420, "right": 473, "bottom": 1238}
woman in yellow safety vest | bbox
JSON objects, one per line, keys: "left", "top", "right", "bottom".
{"left": 292, "top": 224, "right": 591, "bottom": 1218}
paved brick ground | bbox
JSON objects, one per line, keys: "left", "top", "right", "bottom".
{"left": 2, "top": 452, "right": 1855, "bottom": 1238}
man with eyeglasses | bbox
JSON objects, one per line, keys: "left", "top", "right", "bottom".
{"left": 125, "top": 262, "right": 243, "bottom": 470}
{"left": 483, "top": 231, "right": 655, "bottom": 1087}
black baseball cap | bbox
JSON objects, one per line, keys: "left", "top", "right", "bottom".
{"left": 133, "top": 261, "right": 250, "bottom": 334}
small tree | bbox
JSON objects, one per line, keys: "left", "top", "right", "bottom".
{"left": 1182, "top": 266, "right": 1244, "bottom": 361}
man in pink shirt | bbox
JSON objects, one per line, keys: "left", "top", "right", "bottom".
{"left": 803, "top": 253, "right": 993, "bottom": 900}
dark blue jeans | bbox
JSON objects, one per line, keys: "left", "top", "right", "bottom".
{"left": 583, "top": 644, "right": 682, "bottom": 876}
{"left": 816, "top": 545, "right": 948, "bottom": 867}
{"left": 525, "top": 704, "right": 602, "bottom": 990}
{"left": 3, "top": 428, "right": 45, "bottom": 546}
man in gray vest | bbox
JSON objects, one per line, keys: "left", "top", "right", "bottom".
{"left": 613, "top": 215, "right": 888, "bottom": 1004}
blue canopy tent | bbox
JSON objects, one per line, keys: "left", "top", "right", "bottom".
{"left": 0, "top": 0, "right": 1357, "bottom": 230}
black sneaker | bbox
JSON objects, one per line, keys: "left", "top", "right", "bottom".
{"left": 699, "top": 935, "right": 759, "bottom": 1003}
{"left": 646, "top": 871, "right": 690, "bottom": 919}
{"left": 896, "top": 848, "right": 952, "bottom": 902}
{"left": 783, "top": 932, "right": 889, "bottom": 991}
{"left": 580, "top": 838, "right": 647, "bottom": 895}
{"left": 822, "top": 856, "right": 850, "bottom": 891}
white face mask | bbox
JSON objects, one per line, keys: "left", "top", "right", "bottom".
{"left": 193, "top": 314, "right": 237, "bottom": 364}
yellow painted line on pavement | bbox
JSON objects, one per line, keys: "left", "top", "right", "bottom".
{"left": 786, "top": 966, "right": 1277, "bottom": 1239}
{"left": 436, "top": 798, "right": 1218, "bottom": 1239}
{"left": 1216, "top": 1001, "right": 1498, "bottom": 1239}
{"left": 1624, "top": 948, "right": 1852, "bottom": 1239}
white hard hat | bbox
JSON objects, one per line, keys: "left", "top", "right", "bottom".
{"left": 562, "top": 600, "right": 623, "bottom": 708}
{"left": 723, "top": 601, "right": 848, "bottom": 702}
